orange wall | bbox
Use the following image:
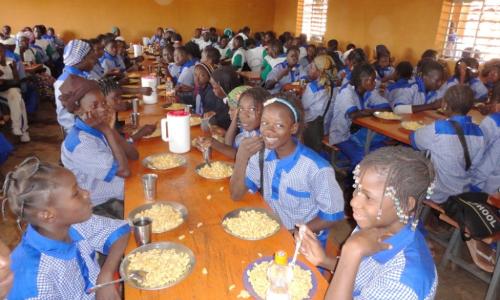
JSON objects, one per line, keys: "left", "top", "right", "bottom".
{"left": 273, "top": 0, "right": 298, "bottom": 35}
{"left": 2, "top": 0, "right": 275, "bottom": 43}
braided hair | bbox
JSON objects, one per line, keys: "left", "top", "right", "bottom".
{"left": 98, "top": 77, "right": 120, "bottom": 96}
{"left": 350, "top": 62, "right": 376, "bottom": 90}
{"left": 443, "top": 84, "right": 474, "bottom": 115}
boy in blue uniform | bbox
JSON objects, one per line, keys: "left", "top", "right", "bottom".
{"left": 265, "top": 46, "right": 303, "bottom": 94}
{"left": 99, "top": 39, "right": 124, "bottom": 75}
{"left": 329, "top": 63, "right": 391, "bottom": 169}
{"left": 410, "top": 85, "right": 485, "bottom": 203}
{"left": 3, "top": 157, "right": 129, "bottom": 300}
{"left": 173, "top": 46, "right": 195, "bottom": 93}
{"left": 230, "top": 96, "right": 344, "bottom": 246}
{"left": 387, "top": 61, "right": 415, "bottom": 107}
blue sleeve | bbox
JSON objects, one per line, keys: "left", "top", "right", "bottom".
{"left": 311, "top": 167, "right": 345, "bottom": 222}
{"left": 412, "top": 123, "right": 436, "bottom": 151}
{"left": 73, "top": 215, "right": 130, "bottom": 255}
{"left": 244, "top": 152, "right": 261, "bottom": 193}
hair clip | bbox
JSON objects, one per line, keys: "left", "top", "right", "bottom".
{"left": 425, "top": 181, "right": 435, "bottom": 200}
{"left": 385, "top": 186, "right": 409, "bottom": 224}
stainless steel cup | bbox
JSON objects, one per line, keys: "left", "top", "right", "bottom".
{"left": 131, "top": 112, "right": 140, "bottom": 129}
{"left": 132, "top": 216, "right": 152, "bottom": 246}
{"left": 132, "top": 98, "right": 139, "bottom": 114}
{"left": 142, "top": 173, "right": 158, "bottom": 202}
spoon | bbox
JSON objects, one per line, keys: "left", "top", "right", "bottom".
{"left": 203, "top": 147, "right": 212, "bottom": 168}
{"left": 86, "top": 270, "right": 146, "bottom": 294}
{"left": 290, "top": 225, "right": 307, "bottom": 268}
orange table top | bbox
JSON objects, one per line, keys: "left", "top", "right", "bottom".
{"left": 238, "top": 71, "right": 261, "bottom": 81}
{"left": 352, "top": 109, "right": 485, "bottom": 145}
{"left": 122, "top": 106, "right": 328, "bottom": 299}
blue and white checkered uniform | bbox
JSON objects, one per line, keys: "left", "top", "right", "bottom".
{"left": 374, "top": 65, "right": 395, "bottom": 88}
{"left": 471, "top": 112, "right": 500, "bottom": 194}
{"left": 54, "top": 66, "right": 95, "bottom": 133}
{"left": 233, "top": 129, "right": 259, "bottom": 149}
{"left": 338, "top": 66, "right": 351, "bottom": 87}
{"left": 387, "top": 78, "right": 413, "bottom": 106}
{"left": 89, "top": 63, "right": 105, "bottom": 80}
{"left": 244, "top": 142, "right": 344, "bottom": 230}
{"left": 168, "top": 63, "right": 180, "bottom": 81}
{"left": 389, "top": 76, "right": 441, "bottom": 109}
{"left": 8, "top": 215, "right": 129, "bottom": 300}
{"left": 439, "top": 76, "right": 488, "bottom": 101}
{"left": 266, "top": 61, "right": 305, "bottom": 94}
{"left": 61, "top": 118, "right": 125, "bottom": 206}
{"left": 353, "top": 223, "right": 438, "bottom": 300}
{"left": 176, "top": 60, "right": 195, "bottom": 87}
{"left": 99, "top": 51, "right": 124, "bottom": 74}
{"left": 301, "top": 80, "right": 332, "bottom": 123}
{"left": 410, "top": 115, "right": 485, "bottom": 203}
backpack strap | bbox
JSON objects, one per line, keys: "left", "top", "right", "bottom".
{"left": 321, "top": 79, "right": 335, "bottom": 119}
{"left": 449, "top": 120, "right": 472, "bottom": 171}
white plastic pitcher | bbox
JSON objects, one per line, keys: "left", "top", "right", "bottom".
{"left": 141, "top": 76, "right": 158, "bottom": 104}
{"left": 161, "top": 111, "right": 191, "bottom": 153}
{"left": 133, "top": 44, "right": 143, "bottom": 57}
{"left": 142, "top": 37, "right": 149, "bottom": 46}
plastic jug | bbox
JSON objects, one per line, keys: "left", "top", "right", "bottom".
{"left": 141, "top": 75, "right": 158, "bottom": 104}
{"left": 133, "top": 44, "right": 143, "bottom": 57}
{"left": 161, "top": 111, "right": 191, "bottom": 153}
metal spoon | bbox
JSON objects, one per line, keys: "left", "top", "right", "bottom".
{"left": 86, "top": 270, "right": 146, "bottom": 294}
{"left": 203, "top": 147, "right": 212, "bottom": 168}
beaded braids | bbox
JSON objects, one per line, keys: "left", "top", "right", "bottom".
{"left": 2, "top": 157, "right": 60, "bottom": 230}
{"left": 352, "top": 146, "right": 436, "bottom": 230}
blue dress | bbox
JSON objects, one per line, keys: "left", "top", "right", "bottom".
{"left": 0, "top": 133, "right": 13, "bottom": 165}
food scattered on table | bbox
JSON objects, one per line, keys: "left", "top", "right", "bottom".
{"left": 206, "top": 194, "right": 212, "bottom": 200}
{"left": 178, "top": 235, "right": 185, "bottom": 240}
{"left": 257, "top": 253, "right": 262, "bottom": 258}
{"left": 189, "top": 230, "right": 194, "bottom": 234}
{"left": 126, "top": 248, "right": 191, "bottom": 288}
{"left": 237, "top": 290, "right": 251, "bottom": 299}
{"left": 247, "top": 260, "right": 313, "bottom": 300}
{"left": 219, "top": 186, "right": 225, "bottom": 191}
{"left": 198, "top": 162, "right": 233, "bottom": 179}
{"left": 197, "top": 222, "right": 203, "bottom": 228}
{"left": 228, "top": 284, "right": 236, "bottom": 291}
{"left": 223, "top": 210, "right": 280, "bottom": 240}
{"left": 135, "top": 204, "right": 183, "bottom": 233}
{"left": 202, "top": 267, "right": 208, "bottom": 275}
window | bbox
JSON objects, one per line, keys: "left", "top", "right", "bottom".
{"left": 296, "top": 0, "right": 328, "bottom": 43}
{"left": 439, "top": 0, "right": 500, "bottom": 61}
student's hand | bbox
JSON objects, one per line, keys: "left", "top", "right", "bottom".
{"left": 236, "top": 136, "right": 263, "bottom": 161}
{"left": 0, "top": 240, "right": 13, "bottom": 299}
{"left": 295, "top": 225, "right": 328, "bottom": 267}
{"left": 343, "top": 228, "right": 393, "bottom": 258}
{"left": 131, "top": 124, "right": 157, "bottom": 140}
{"left": 203, "top": 111, "right": 216, "bottom": 120}
{"left": 139, "top": 87, "right": 153, "bottom": 96}
{"left": 432, "top": 99, "right": 443, "bottom": 110}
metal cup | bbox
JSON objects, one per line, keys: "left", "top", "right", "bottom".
{"left": 132, "top": 216, "right": 152, "bottom": 246}
{"left": 142, "top": 173, "right": 158, "bottom": 202}
{"left": 132, "top": 98, "right": 139, "bottom": 114}
{"left": 131, "top": 112, "right": 140, "bottom": 129}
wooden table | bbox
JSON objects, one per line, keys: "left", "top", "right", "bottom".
{"left": 238, "top": 71, "right": 261, "bottom": 87}
{"left": 122, "top": 104, "right": 328, "bottom": 299}
{"left": 352, "top": 109, "right": 486, "bottom": 151}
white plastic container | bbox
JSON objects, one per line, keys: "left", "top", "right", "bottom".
{"left": 161, "top": 111, "right": 191, "bottom": 153}
{"left": 133, "top": 44, "right": 143, "bottom": 57}
{"left": 141, "top": 76, "right": 158, "bottom": 104}
{"left": 142, "top": 37, "right": 149, "bottom": 46}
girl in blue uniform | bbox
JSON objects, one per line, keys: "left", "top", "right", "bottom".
{"left": 265, "top": 46, "right": 303, "bottom": 94}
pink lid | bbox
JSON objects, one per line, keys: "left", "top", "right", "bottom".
{"left": 167, "top": 110, "right": 189, "bottom": 117}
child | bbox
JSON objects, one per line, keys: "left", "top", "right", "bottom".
{"left": 215, "top": 35, "right": 232, "bottom": 61}
{"left": 231, "top": 36, "right": 246, "bottom": 72}
{"left": 389, "top": 59, "right": 444, "bottom": 114}
{"left": 200, "top": 46, "right": 221, "bottom": 69}
{"left": 326, "top": 39, "right": 344, "bottom": 68}
{"left": 260, "top": 39, "right": 285, "bottom": 81}
{"left": 149, "top": 27, "right": 164, "bottom": 45}
{"left": 410, "top": 85, "right": 485, "bottom": 203}
{"left": 387, "top": 61, "right": 414, "bottom": 106}
{"left": 301, "top": 55, "right": 336, "bottom": 152}
{"left": 329, "top": 63, "right": 391, "bottom": 169}
{"left": 372, "top": 45, "right": 395, "bottom": 84}
{"left": 206, "top": 65, "right": 241, "bottom": 129}
{"left": 298, "top": 146, "right": 437, "bottom": 299}
{"left": 88, "top": 38, "right": 105, "bottom": 80}
{"left": 440, "top": 57, "right": 488, "bottom": 101}
{"left": 3, "top": 156, "right": 130, "bottom": 299}
{"left": 172, "top": 46, "right": 195, "bottom": 92}
{"left": 191, "top": 28, "right": 202, "bottom": 45}
{"left": 230, "top": 96, "right": 345, "bottom": 246}
{"left": 299, "top": 44, "right": 316, "bottom": 74}
{"left": 471, "top": 83, "right": 500, "bottom": 194}
{"left": 197, "top": 29, "right": 212, "bottom": 51}
{"left": 265, "top": 46, "right": 303, "bottom": 94}
{"left": 338, "top": 48, "right": 367, "bottom": 87}
{"left": 59, "top": 75, "right": 132, "bottom": 218}
{"left": 244, "top": 38, "right": 264, "bottom": 73}
{"left": 193, "top": 62, "right": 215, "bottom": 116}
{"left": 98, "top": 39, "right": 123, "bottom": 75}
{"left": 481, "top": 59, "right": 500, "bottom": 93}
{"left": 0, "top": 44, "right": 30, "bottom": 142}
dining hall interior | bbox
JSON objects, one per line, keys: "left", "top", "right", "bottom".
{"left": 0, "top": 0, "right": 499, "bottom": 299}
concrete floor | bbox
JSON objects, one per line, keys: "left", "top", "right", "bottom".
{"left": 0, "top": 102, "right": 492, "bottom": 299}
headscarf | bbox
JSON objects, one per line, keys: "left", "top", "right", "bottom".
{"left": 111, "top": 26, "right": 120, "bottom": 35}
{"left": 313, "top": 54, "right": 336, "bottom": 89}
{"left": 223, "top": 28, "right": 233, "bottom": 38}
{"left": 195, "top": 62, "right": 214, "bottom": 77}
{"left": 227, "top": 85, "right": 251, "bottom": 109}
{"left": 59, "top": 74, "right": 101, "bottom": 113}
{"left": 63, "top": 39, "right": 91, "bottom": 66}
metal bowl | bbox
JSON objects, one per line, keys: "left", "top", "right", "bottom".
{"left": 221, "top": 207, "right": 281, "bottom": 240}
{"left": 195, "top": 161, "right": 233, "bottom": 180}
{"left": 142, "top": 153, "right": 187, "bottom": 171}
{"left": 128, "top": 201, "right": 188, "bottom": 233}
{"left": 120, "top": 242, "right": 196, "bottom": 290}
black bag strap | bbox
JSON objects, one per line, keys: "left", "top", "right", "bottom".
{"left": 321, "top": 80, "right": 335, "bottom": 119}
{"left": 258, "top": 148, "right": 264, "bottom": 194}
{"left": 449, "top": 120, "right": 472, "bottom": 171}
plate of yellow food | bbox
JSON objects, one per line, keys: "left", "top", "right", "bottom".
{"left": 142, "top": 153, "right": 186, "bottom": 171}
{"left": 195, "top": 161, "right": 233, "bottom": 180}
{"left": 190, "top": 115, "right": 201, "bottom": 127}
{"left": 120, "top": 242, "right": 195, "bottom": 290}
{"left": 401, "top": 121, "right": 425, "bottom": 131}
{"left": 221, "top": 207, "right": 281, "bottom": 240}
{"left": 373, "top": 111, "right": 402, "bottom": 121}
{"left": 162, "top": 103, "right": 186, "bottom": 111}
{"left": 128, "top": 201, "right": 187, "bottom": 233}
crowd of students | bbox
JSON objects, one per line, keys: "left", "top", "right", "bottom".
{"left": 0, "top": 23, "right": 498, "bottom": 300}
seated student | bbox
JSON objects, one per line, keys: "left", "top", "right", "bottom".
{"left": 329, "top": 63, "right": 391, "bottom": 169}
{"left": 230, "top": 95, "right": 345, "bottom": 245}
{"left": 206, "top": 65, "right": 241, "bottom": 129}
{"left": 209, "top": 27, "right": 219, "bottom": 43}
{"left": 0, "top": 25, "right": 12, "bottom": 40}
{"left": 471, "top": 83, "right": 500, "bottom": 194}
{"left": 440, "top": 57, "right": 488, "bottom": 101}
{"left": 301, "top": 55, "right": 336, "bottom": 153}
{"left": 260, "top": 39, "right": 286, "bottom": 81}
{"left": 3, "top": 156, "right": 130, "bottom": 300}
{"left": 341, "top": 43, "right": 356, "bottom": 62}
{"left": 191, "top": 28, "right": 203, "bottom": 46}
{"left": 195, "top": 86, "right": 269, "bottom": 159}
{"left": 244, "top": 38, "right": 265, "bottom": 73}
{"left": 326, "top": 39, "right": 344, "bottom": 67}
{"left": 481, "top": 59, "right": 500, "bottom": 94}
{"left": 0, "top": 44, "right": 30, "bottom": 142}
{"left": 215, "top": 35, "right": 232, "bottom": 62}
{"left": 54, "top": 39, "right": 97, "bottom": 133}
{"left": 389, "top": 59, "right": 444, "bottom": 114}
{"left": 172, "top": 46, "right": 195, "bottom": 93}
{"left": 387, "top": 61, "right": 415, "bottom": 105}
{"left": 197, "top": 29, "right": 212, "bottom": 51}
{"left": 299, "top": 44, "right": 316, "bottom": 74}
{"left": 193, "top": 62, "right": 215, "bottom": 116}
{"left": 45, "top": 27, "right": 65, "bottom": 52}
{"left": 231, "top": 36, "right": 246, "bottom": 72}
{"left": 184, "top": 41, "right": 201, "bottom": 63}
{"left": 298, "top": 146, "right": 437, "bottom": 299}
{"left": 411, "top": 85, "right": 485, "bottom": 204}
{"left": 99, "top": 39, "right": 124, "bottom": 75}
{"left": 201, "top": 45, "right": 221, "bottom": 69}
{"left": 59, "top": 75, "right": 133, "bottom": 218}
{"left": 88, "top": 38, "right": 105, "bottom": 80}
{"left": 265, "top": 46, "right": 303, "bottom": 94}
{"left": 338, "top": 48, "right": 368, "bottom": 87}
{"left": 372, "top": 45, "right": 395, "bottom": 84}
{"left": 33, "top": 25, "right": 58, "bottom": 67}
{"left": 415, "top": 49, "right": 438, "bottom": 76}
{"left": 149, "top": 27, "right": 164, "bottom": 45}
{"left": 290, "top": 37, "right": 307, "bottom": 60}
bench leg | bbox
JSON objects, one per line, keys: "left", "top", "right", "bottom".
{"left": 440, "top": 228, "right": 461, "bottom": 269}
{"left": 485, "top": 240, "right": 500, "bottom": 300}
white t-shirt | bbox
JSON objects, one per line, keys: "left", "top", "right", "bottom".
{"left": 245, "top": 46, "right": 265, "bottom": 73}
